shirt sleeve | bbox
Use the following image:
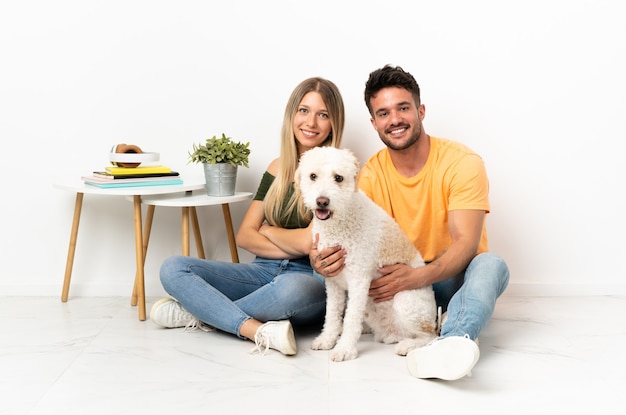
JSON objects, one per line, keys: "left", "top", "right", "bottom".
{"left": 253, "top": 171, "right": 275, "bottom": 201}
{"left": 446, "top": 153, "right": 490, "bottom": 213}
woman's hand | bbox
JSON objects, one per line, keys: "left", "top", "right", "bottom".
{"left": 309, "top": 233, "right": 346, "bottom": 277}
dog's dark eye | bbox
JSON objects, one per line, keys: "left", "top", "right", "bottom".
{"left": 309, "top": 173, "right": 317, "bottom": 181}
{"left": 334, "top": 175, "right": 343, "bottom": 183}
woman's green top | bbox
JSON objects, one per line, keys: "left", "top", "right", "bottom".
{"left": 254, "top": 171, "right": 310, "bottom": 229}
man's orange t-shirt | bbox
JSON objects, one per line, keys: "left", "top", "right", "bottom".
{"left": 358, "top": 136, "right": 490, "bottom": 263}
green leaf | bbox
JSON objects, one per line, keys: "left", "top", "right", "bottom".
{"left": 188, "top": 133, "right": 251, "bottom": 167}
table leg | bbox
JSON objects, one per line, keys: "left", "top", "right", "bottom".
{"left": 132, "top": 195, "right": 146, "bottom": 321}
{"left": 221, "top": 203, "right": 240, "bottom": 263}
{"left": 131, "top": 204, "right": 154, "bottom": 306}
{"left": 61, "top": 192, "right": 84, "bottom": 302}
{"left": 182, "top": 206, "right": 190, "bottom": 256}
{"left": 190, "top": 207, "right": 205, "bottom": 259}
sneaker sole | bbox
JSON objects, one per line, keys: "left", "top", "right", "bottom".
{"left": 281, "top": 324, "right": 297, "bottom": 356}
{"left": 406, "top": 337, "right": 479, "bottom": 381}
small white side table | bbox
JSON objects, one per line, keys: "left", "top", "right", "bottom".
{"left": 139, "top": 191, "right": 253, "bottom": 263}
{"left": 54, "top": 177, "right": 206, "bottom": 320}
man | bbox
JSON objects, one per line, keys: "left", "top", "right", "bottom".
{"left": 310, "top": 65, "right": 509, "bottom": 380}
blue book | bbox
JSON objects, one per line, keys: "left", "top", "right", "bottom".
{"left": 84, "top": 179, "right": 184, "bottom": 188}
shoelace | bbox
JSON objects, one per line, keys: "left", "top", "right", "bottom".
{"left": 250, "top": 331, "right": 270, "bottom": 355}
{"left": 184, "top": 319, "right": 214, "bottom": 333}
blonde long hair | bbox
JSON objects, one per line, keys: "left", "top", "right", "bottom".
{"left": 264, "top": 77, "right": 345, "bottom": 226}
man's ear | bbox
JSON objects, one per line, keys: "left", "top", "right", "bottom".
{"left": 370, "top": 117, "right": 377, "bottom": 130}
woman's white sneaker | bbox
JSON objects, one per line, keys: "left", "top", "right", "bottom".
{"left": 406, "top": 335, "right": 480, "bottom": 380}
{"left": 150, "top": 298, "right": 194, "bottom": 328}
{"left": 251, "top": 320, "right": 297, "bottom": 356}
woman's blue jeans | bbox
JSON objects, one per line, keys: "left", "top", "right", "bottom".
{"left": 159, "top": 256, "right": 327, "bottom": 338}
{"left": 434, "top": 252, "right": 510, "bottom": 340}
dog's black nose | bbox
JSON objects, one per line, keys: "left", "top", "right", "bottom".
{"left": 316, "top": 197, "right": 329, "bottom": 208}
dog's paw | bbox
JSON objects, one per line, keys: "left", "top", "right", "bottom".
{"left": 394, "top": 337, "right": 433, "bottom": 356}
{"left": 394, "top": 338, "right": 420, "bottom": 356}
{"left": 374, "top": 332, "right": 400, "bottom": 344}
{"left": 330, "top": 345, "right": 359, "bottom": 362}
{"left": 311, "top": 335, "right": 337, "bottom": 350}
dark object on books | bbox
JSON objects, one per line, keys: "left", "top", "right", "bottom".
{"left": 93, "top": 171, "right": 180, "bottom": 180}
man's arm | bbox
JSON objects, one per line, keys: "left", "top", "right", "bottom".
{"left": 368, "top": 209, "right": 485, "bottom": 302}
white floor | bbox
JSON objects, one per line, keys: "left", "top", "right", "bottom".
{"left": 1, "top": 294, "right": 624, "bottom": 415}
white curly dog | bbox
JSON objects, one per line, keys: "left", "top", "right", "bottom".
{"left": 295, "top": 146, "right": 438, "bottom": 362}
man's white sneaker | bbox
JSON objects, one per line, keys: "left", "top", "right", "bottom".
{"left": 251, "top": 320, "right": 297, "bottom": 356}
{"left": 150, "top": 298, "right": 195, "bottom": 328}
{"left": 406, "top": 335, "right": 480, "bottom": 380}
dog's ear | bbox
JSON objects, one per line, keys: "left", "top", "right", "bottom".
{"left": 343, "top": 148, "right": 361, "bottom": 170}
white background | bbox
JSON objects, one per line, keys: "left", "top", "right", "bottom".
{"left": 1, "top": 0, "right": 624, "bottom": 298}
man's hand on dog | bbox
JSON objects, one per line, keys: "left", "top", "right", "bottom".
{"left": 310, "top": 234, "right": 427, "bottom": 304}
{"left": 370, "top": 264, "right": 416, "bottom": 303}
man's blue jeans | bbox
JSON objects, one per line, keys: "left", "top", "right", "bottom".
{"left": 434, "top": 252, "right": 510, "bottom": 340}
{"left": 159, "top": 256, "right": 327, "bottom": 338}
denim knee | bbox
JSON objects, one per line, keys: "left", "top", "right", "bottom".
{"left": 469, "top": 252, "right": 510, "bottom": 297}
{"left": 159, "top": 255, "right": 189, "bottom": 290}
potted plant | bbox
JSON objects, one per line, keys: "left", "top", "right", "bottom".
{"left": 189, "top": 133, "right": 251, "bottom": 196}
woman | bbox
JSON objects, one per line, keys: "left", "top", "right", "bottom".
{"left": 151, "top": 77, "right": 345, "bottom": 356}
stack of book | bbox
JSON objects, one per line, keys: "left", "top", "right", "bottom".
{"left": 81, "top": 165, "right": 183, "bottom": 188}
